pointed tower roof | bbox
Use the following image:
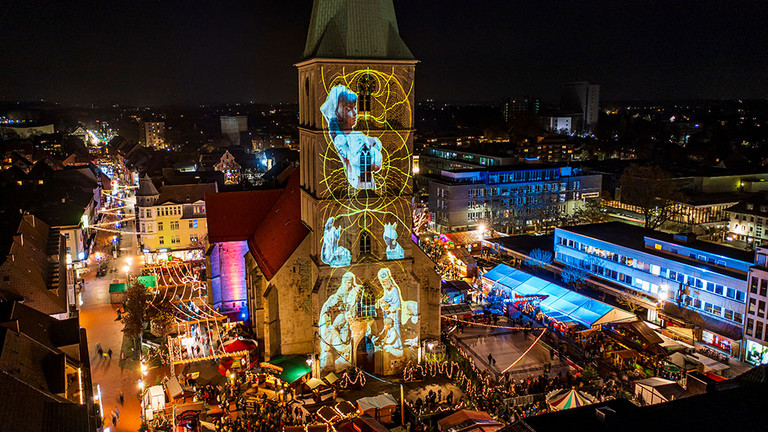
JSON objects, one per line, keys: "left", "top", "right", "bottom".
{"left": 136, "top": 174, "right": 159, "bottom": 197}
{"left": 301, "top": 0, "right": 414, "bottom": 61}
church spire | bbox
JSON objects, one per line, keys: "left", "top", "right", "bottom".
{"left": 302, "top": 0, "right": 414, "bottom": 61}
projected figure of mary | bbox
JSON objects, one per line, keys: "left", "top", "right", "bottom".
{"left": 320, "top": 85, "right": 382, "bottom": 190}
{"left": 321, "top": 217, "right": 351, "bottom": 267}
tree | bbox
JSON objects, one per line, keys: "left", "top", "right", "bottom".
{"left": 616, "top": 291, "right": 646, "bottom": 315}
{"left": 560, "top": 265, "right": 591, "bottom": 289}
{"left": 147, "top": 298, "right": 176, "bottom": 339}
{"left": 619, "top": 164, "right": 684, "bottom": 230}
{"left": 122, "top": 282, "right": 150, "bottom": 359}
{"left": 568, "top": 199, "right": 609, "bottom": 226}
{"left": 524, "top": 249, "right": 553, "bottom": 272}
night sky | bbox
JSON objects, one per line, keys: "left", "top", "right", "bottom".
{"left": 1, "top": 0, "right": 766, "bottom": 106}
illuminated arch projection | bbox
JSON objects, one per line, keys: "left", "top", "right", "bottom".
{"left": 317, "top": 260, "right": 419, "bottom": 373}
{"left": 315, "top": 66, "right": 418, "bottom": 373}
{"left": 318, "top": 67, "right": 413, "bottom": 268}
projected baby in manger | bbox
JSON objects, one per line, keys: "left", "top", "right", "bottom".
{"left": 320, "top": 85, "right": 383, "bottom": 190}
{"left": 318, "top": 268, "right": 419, "bottom": 371}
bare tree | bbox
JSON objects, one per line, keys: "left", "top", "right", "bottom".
{"left": 524, "top": 249, "right": 553, "bottom": 272}
{"left": 619, "top": 164, "right": 684, "bottom": 230}
{"left": 560, "top": 265, "right": 591, "bottom": 289}
{"left": 615, "top": 291, "right": 645, "bottom": 315}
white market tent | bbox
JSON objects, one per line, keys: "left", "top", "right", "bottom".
{"left": 482, "top": 264, "right": 636, "bottom": 328}
{"left": 143, "top": 385, "right": 166, "bottom": 419}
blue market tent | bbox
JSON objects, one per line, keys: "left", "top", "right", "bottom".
{"left": 482, "top": 264, "right": 636, "bottom": 327}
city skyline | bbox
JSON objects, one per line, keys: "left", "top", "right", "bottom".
{"left": 1, "top": 1, "right": 766, "bottom": 106}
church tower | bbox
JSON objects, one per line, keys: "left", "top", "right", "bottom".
{"left": 298, "top": 0, "right": 440, "bottom": 375}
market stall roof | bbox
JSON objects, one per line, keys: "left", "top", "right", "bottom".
{"left": 441, "top": 303, "right": 473, "bottom": 316}
{"left": 264, "top": 355, "right": 311, "bottom": 384}
{"left": 306, "top": 377, "right": 325, "bottom": 390}
{"left": 609, "top": 320, "right": 664, "bottom": 345}
{"left": 357, "top": 394, "right": 397, "bottom": 412}
{"left": 437, "top": 409, "right": 504, "bottom": 432}
{"left": 323, "top": 372, "right": 339, "bottom": 385}
{"left": 483, "top": 264, "right": 635, "bottom": 327}
{"left": 136, "top": 275, "right": 158, "bottom": 288}
{"left": 108, "top": 282, "right": 126, "bottom": 293}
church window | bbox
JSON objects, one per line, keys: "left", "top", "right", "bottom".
{"left": 359, "top": 146, "right": 373, "bottom": 187}
{"left": 356, "top": 73, "right": 376, "bottom": 112}
{"left": 360, "top": 230, "right": 371, "bottom": 255}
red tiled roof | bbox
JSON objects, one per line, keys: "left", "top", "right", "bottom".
{"left": 205, "top": 170, "right": 308, "bottom": 280}
{"left": 205, "top": 189, "right": 283, "bottom": 243}
{"left": 248, "top": 171, "right": 308, "bottom": 280}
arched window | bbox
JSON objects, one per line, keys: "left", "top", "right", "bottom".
{"left": 356, "top": 73, "right": 375, "bottom": 113}
{"left": 359, "top": 146, "right": 373, "bottom": 187}
{"left": 360, "top": 230, "right": 371, "bottom": 255}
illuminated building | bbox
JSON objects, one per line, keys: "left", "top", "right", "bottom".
{"left": 204, "top": 0, "right": 441, "bottom": 376}
{"left": 561, "top": 81, "right": 600, "bottom": 133}
{"left": 135, "top": 175, "right": 215, "bottom": 263}
{"left": 727, "top": 193, "right": 768, "bottom": 246}
{"left": 213, "top": 150, "right": 242, "bottom": 185}
{"left": 138, "top": 120, "right": 166, "bottom": 150}
{"left": 220, "top": 115, "right": 248, "bottom": 146}
{"left": 554, "top": 222, "right": 750, "bottom": 358}
{"left": 745, "top": 247, "right": 768, "bottom": 365}
{"left": 427, "top": 166, "right": 601, "bottom": 233}
{"left": 501, "top": 96, "right": 542, "bottom": 122}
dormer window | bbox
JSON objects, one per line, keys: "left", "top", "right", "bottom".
{"left": 747, "top": 204, "right": 754, "bottom": 210}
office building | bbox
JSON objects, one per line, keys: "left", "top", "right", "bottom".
{"left": 727, "top": 193, "right": 768, "bottom": 246}
{"left": 561, "top": 81, "right": 600, "bottom": 132}
{"left": 428, "top": 165, "right": 600, "bottom": 233}
{"left": 554, "top": 222, "right": 750, "bottom": 357}
{"left": 419, "top": 146, "right": 518, "bottom": 176}
{"left": 501, "top": 96, "right": 541, "bottom": 122}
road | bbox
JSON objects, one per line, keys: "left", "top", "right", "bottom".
{"left": 79, "top": 200, "right": 144, "bottom": 432}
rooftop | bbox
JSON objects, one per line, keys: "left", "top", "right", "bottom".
{"left": 157, "top": 183, "right": 217, "bottom": 205}
{"left": 301, "top": 0, "right": 414, "bottom": 61}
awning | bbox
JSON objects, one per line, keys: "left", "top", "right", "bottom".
{"left": 264, "top": 355, "right": 311, "bottom": 384}
{"left": 611, "top": 349, "right": 641, "bottom": 359}
{"left": 357, "top": 394, "right": 397, "bottom": 413}
{"left": 108, "top": 283, "right": 126, "bottom": 293}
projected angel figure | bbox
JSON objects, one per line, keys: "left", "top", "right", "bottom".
{"left": 321, "top": 217, "right": 351, "bottom": 267}
{"left": 383, "top": 222, "right": 404, "bottom": 260}
{"left": 320, "top": 85, "right": 382, "bottom": 190}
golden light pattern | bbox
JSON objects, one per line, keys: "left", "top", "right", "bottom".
{"left": 319, "top": 67, "right": 414, "bottom": 265}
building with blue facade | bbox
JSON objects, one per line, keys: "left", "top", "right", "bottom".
{"left": 554, "top": 222, "right": 752, "bottom": 358}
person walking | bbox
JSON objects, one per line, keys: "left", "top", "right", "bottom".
{"left": 119, "top": 392, "right": 124, "bottom": 406}
{"left": 108, "top": 348, "right": 113, "bottom": 359}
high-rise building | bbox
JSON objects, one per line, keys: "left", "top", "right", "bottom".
{"left": 297, "top": 0, "right": 440, "bottom": 375}
{"left": 220, "top": 115, "right": 248, "bottom": 146}
{"left": 138, "top": 120, "right": 166, "bottom": 150}
{"left": 561, "top": 81, "right": 600, "bottom": 132}
{"left": 501, "top": 96, "right": 542, "bottom": 122}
